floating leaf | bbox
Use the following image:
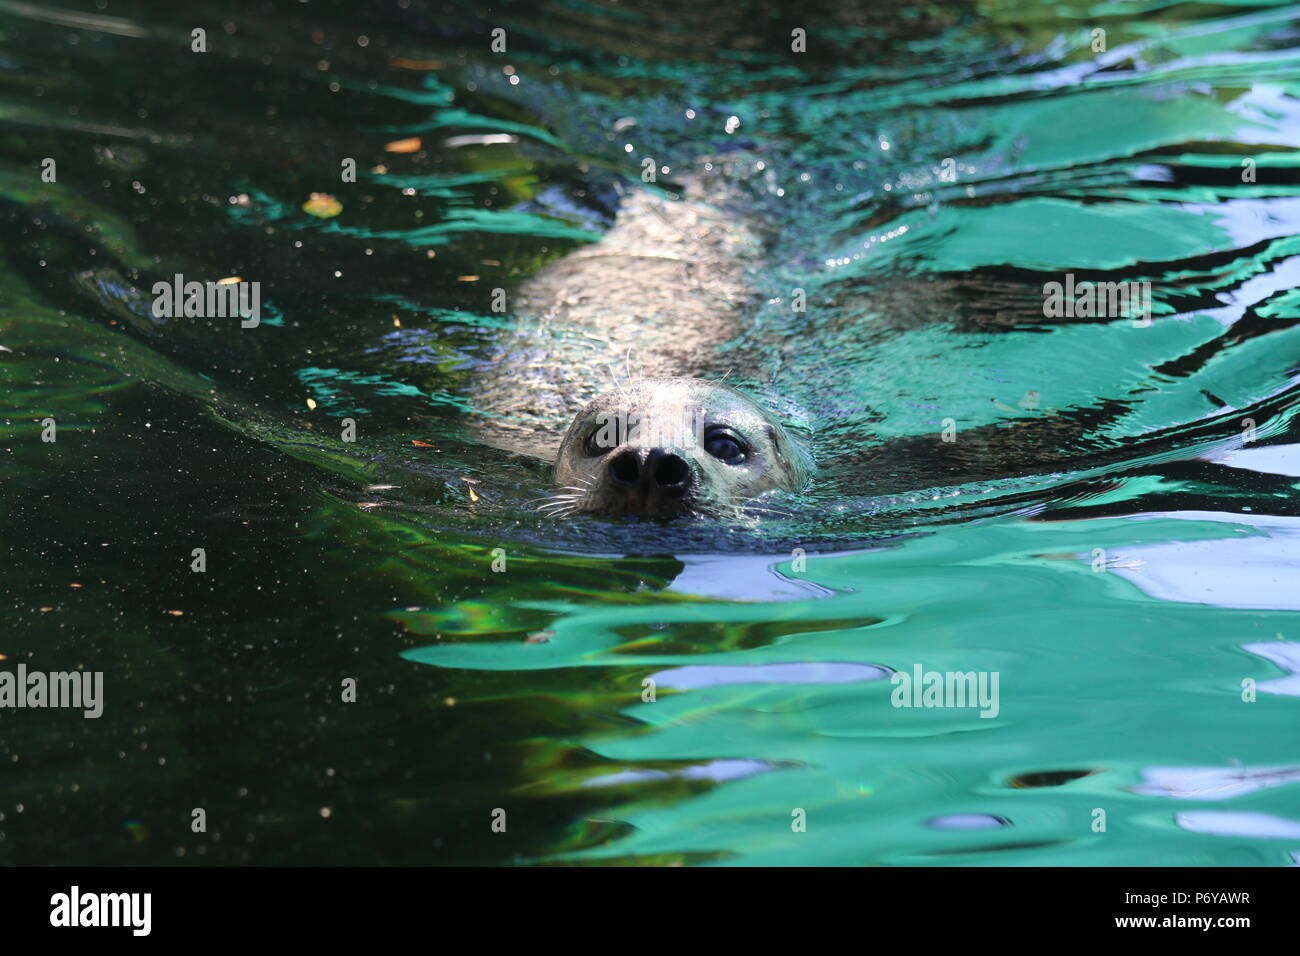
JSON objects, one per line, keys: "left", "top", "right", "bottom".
{"left": 388, "top": 57, "right": 444, "bottom": 71}
{"left": 302, "top": 192, "right": 343, "bottom": 218}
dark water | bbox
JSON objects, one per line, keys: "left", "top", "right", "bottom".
{"left": 3, "top": 0, "right": 1300, "bottom": 864}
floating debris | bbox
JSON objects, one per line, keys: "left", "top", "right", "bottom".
{"left": 302, "top": 193, "right": 343, "bottom": 218}
{"left": 389, "top": 57, "right": 444, "bottom": 70}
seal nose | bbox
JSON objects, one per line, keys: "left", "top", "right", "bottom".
{"left": 649, "top": 449, "right": 689, "bottom": 489}
{"left": 609, "top": 450, "right": 641, "bottom": 487}
{"left": 608, "top": 448, "right": 690, "bottom": 494}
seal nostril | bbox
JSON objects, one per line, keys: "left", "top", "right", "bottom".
{"left": 609, "top": 450, "right": 640, "bottom": 486}
{"left": 653, "top": 453, "right": 689, "bottom": 488}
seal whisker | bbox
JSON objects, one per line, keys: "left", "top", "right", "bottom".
{"left": 717, "top": 494, "right": 794, "bottom": 518}
{"left": 538, "top": 503, "right": 578, "bottom": 518}
{"left": 739, "top": 505, "right": 794, "bottom": 518}
{"left": 527, "top": 491, "right": 586, "bottom": 506}
{"left": 524, "top": 493, "right": 562, "bottom": 505}
{"left": 535, "top": 496, "right": 582, "bottom": 512}
{"left": 544, "top": 489, "right": 588, "bottom": 500}
{"left": 606, "top": 364, "right": 628, "bottom": 399}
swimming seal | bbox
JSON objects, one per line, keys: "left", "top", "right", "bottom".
{"left": 471, "top": 169, "right": 810, "bottom": 518}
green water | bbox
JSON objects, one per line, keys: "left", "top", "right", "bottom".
{"left": 2, "top": 0, "right": 1300, "bottom": 865}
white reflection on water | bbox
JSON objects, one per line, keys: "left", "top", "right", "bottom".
{"left": 1204, "top": 441, "right": 1300, "bottom": 477}
{"left": 1176, "top": 810, "right": 1300, "bottom": 839}
{"left": 581, "top": 758, "right": 777, "bottom": 789}
{"left": 1134, "top": 764, "right": 1300, "bottom": 799}
{"left": 652, "top": 661, "right": 890, "bottom": 690}
{"left": 667, "top": 552, "right": 842, "bottom": 601}
{"left": 1242, "top": 642, "right": 1300, "bottom": 696}
{"left": 1103, "top": 511, "right": 1300, "bottom": 610}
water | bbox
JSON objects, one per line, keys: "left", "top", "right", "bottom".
{"left": 2, "top": 0, "right": 1299, "bottom": 865}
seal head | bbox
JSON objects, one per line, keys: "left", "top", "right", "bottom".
{"left": 552, "top": 377, "right": 808, "bottom": 519}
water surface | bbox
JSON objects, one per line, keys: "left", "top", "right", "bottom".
{"left": 2, "top": 0, "right": 1300, "bottom": 865}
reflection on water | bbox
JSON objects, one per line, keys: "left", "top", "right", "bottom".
{"left": 1135, "top": 765, "right": 1300, "bottom": 799}
{"left": 1108, "top": 511, "right": 1300, "bottom": 610}
{"left": 1177, "top": 811, "right": 1300, "bottom": 840}
{"left": 651, "top": 661, "right": 890, "bottom": 689}
{"left": 3, "top": 0, "right": 1300, "bottom": 865}
{"left": 1243, "top": 643, "right": 1300, "bottom": 696}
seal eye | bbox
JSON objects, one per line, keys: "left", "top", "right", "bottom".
{"left": 584, "top": 427, "right": 617, "bottom": 457}
{"left": 704, "top": 428, "right": 747, "bottom": 465}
